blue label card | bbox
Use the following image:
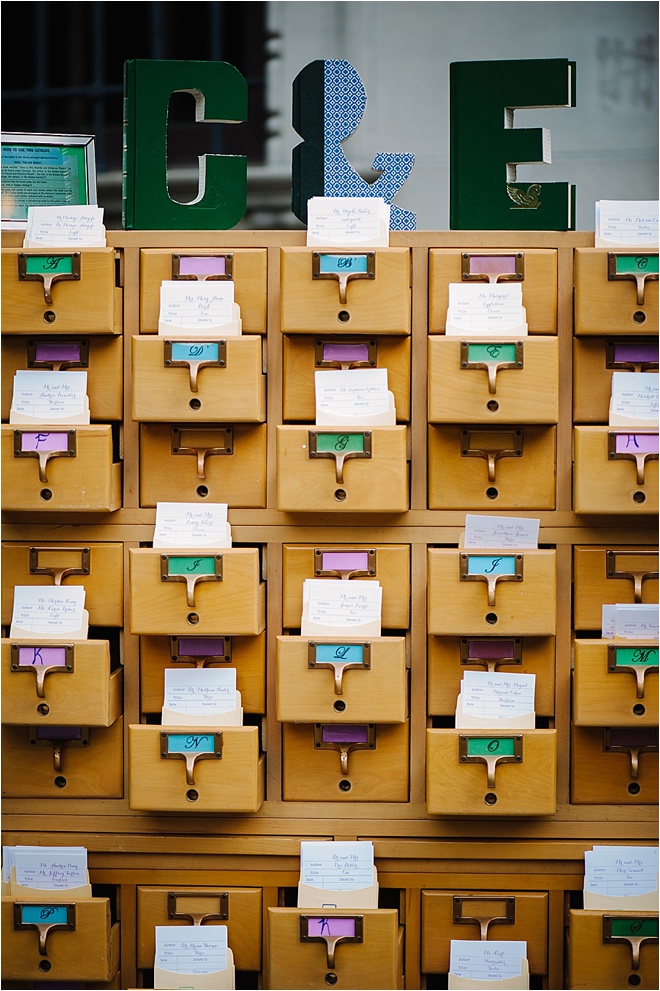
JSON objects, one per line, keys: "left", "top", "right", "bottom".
{"left": 315, "top": 644, "right": 364, "bottom": 665}
{"left": 319, "top": 254, "right": 369, "bottom": 274}
{"left": 467, "top": 555, "right": 517, "bottom": 577}
{"left": 165, "top": 733, "right": 216, "bottom": 754}
{"left": 19, "top": 904, "right": 70, "bottom": 925}
{"left": 170, "top": 342, "right": 220, "bottom": 362}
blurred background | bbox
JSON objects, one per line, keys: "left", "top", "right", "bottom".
{"left": 2, "top": 1, "right": 657, "bottom": 230}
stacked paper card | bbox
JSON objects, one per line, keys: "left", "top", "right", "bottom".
{"left": 3, "top": 845, "right": 91, "bottom": 898}
{"left": 455, "top": 671, "right": 536, "bottom": 728}
{"left": 11, "top": 585, "right": 89, "bottom": 640}
{"left": 315, "top": 367, "right": 395, "bottom": 425}
{"left": 446, "top": 283, "right": 528, "bottom": 337}
{"left": 153, "top": 502, "right": 232, "bottom": 549}
{"left": 158, "top": 281, "right": 241, "bottom": 336}
{"left": 301, "top": 578, "right": 382, "bottom": 636}
{"left": 583, "top": 845, "right": 659, "bottom": 910}
{"left": 306, "top": 196, "right": 390, "bottom": 247}
{"left": 609, "top": 371, "right": 658, "bottom": 428}
{"left": 595, "top": 200, "right": 659, "bottom": 249}
{"left": 298, "top": 840, "right": 378, "bottom": 908}
{"left": 602, "top": 602, "right": 659, "bottom": 640}
{"left": 449, "top": 940, "right": 529, "bottom": 990}
{"left": 23, "top": 205, "right": 106, "bottom": 247}
{"left": 154, "top": 925, "right": 235, "bottom": 990}
{"left": 10, "top": 369, "right": 90, "bottom": 424}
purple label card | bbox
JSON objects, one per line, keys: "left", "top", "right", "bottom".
{"left": 177, "top": 255, "right": 227, "bottom": 278}
{"left": 468, "top": 255, "right": 518, "bottom": 276}
{"left": 306, "top": 917, "right": 356, "bottom": 937}
{"left": 615, "top": 433, "right": 659, "bottom": 454}
{"left": 321, "top": 725, "right": 369, "bottom": 744}
{"left": 321, "top": 551, "right": 370, "bottom": 573}
{"left": 322, "top": 343, "right": 370, "bottom": 363}
{"left": 17, "top": 646, "right": 67, "bottom": 667}
{"left": 19, "top": 431, "right": 70, "bottom": 452}
{"left": 613, "top": 341, "right": 659, "bottom": 365}
{"left": 33, "top": 342, "right": 83, "bottom": 364}
{"left": 466, "top": 640, "right": 517, "bottom": 660}
{"left": 176, "top": 637, "right": 228, "bottom": 657}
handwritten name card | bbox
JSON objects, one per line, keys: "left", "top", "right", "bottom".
{"left": 585, "top": 845, "right": 659, "bottom": 899}
{"left": 610, "top": 372, "right": 659, "bottom": 426}
{"left": 307, "top": 196, "right": 390, "bottom": 247}
{"left": 159, "top": 281, "right": 240, "bottom": 336}
{"left": 13, "top": 846, "right": 88, "bottom": 890}
{"left": 457, "top": 671, "right": 536, "bottom": 725}
{"left": 315, "top": 368, "right": 395, "bottom": 425}
{"left": 155, "top": 925, "right": 228, "bottom": 974}
{"left": 464, "top": 515, "right": 539, "bottom": 550}
{"left": 24, "top": 205, "right": 106, "bottom": 248}
{"left": 449, "top": 940, "right": 528, "bottom": 981}
{"left": 163, "top": 668, "right": 237, "bottom": 717}
{"left": 446, "top": 283, "right": 527, "bottom": 336}
{"left": 300, "top": 841, "right": 375, "bottom": 891}
{"left": 602, "top": 604, "right": 659, "bottom": 640}
{"left": 301, "top": 579, "right": 382, "bottom": 636}
{"left": 596, "top": 200, "right": 659, "bottom": 248}
{"left": 10, "top": 370, "right": 89, "bottom": 423}
{"left": 11, "top": 586, "right": 87, "bottom": 638}
{"left": 153, "top": 502, "right": 231, "bottom": 549}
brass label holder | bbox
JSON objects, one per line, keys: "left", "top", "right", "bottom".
{"left": 11, "top": 643, "right": 74, "bottom": 699}
{"left": 460, "top": 429, "right": 523, "bottom": 483}
{"left": 312, "top": 251, "right": 375, "bottom": 304}
{"left": 160, "top": 554, "right": 223, "bottom": 608}
{"left": 18, "top": 252, "right": 81, "bottom": 305}
{"left": 607, "top": 430, "right": 658, "bottom": 486}
{"left": 167, "top": 890, "right": 229, "bottom": 925}
{"left": 13, "top": 902, "right": 76, "bottom": 956}
{"left": 308, "top": 430, "right": 372, "bottom": 485}
{"left": 14, "top": 429, "right": 76, "bottom": 484}
{"left": 308, "top": 641, "right": 371, "bottom": 695}
{"left": 160, "top": 731, "right": 223, "bottom": 786}
{"left": 602, "top": 914, "right": 659, "bottom": 971}
{"left": 28, "top": 725, "right": 90, "bottom": 772}
{"left": 29, "top": 546, "right": 91, "bottom": 586}
{"left": 453, "top": 895, "right": 515, "bottom": 940}
{"left": 163, "top": 339, "right": 227, "bottom": 393}
{"left": 606, "top": 549, "right": 659, "bottom": 603}
{"left": 314, "top": 723, "right": 376, "bottom": 774}
{"left": 171, "top": 426, "right": 233, "bottom": 479}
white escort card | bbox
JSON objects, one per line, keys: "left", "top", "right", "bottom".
{"left": 158, "top": 281, "right": 241, "bottom": 336}
{"left": 299, "top": 841, "right": 378, "bottom": 908}
{"left": 449, "top": 940, "right": 529, "bottom": 990}
{"left": 6, "top": 846, "right": 91, "bottom": 898}
{"left": 306, "top": 196, "right": 390, "bottom": 247}
{"left": 601, "top": 603, "right": 659, "bottom": 640}
{"left": 464, "top": 515, "right": 539, "bottom": 550}
{"left": 23, "top": 204, "right": 106, "bottom": 248}
{"left": 10, "top": 369, "right": 90, "bottom": 423}
{"left": 154, "top": 925, "right": 234, "bottom": 990}
{"left": 301, "top": 578, "right": 382, "bottom": 637}
{"left": 455, "top": 671, "right": 536, "bottom": 729}
{"left": 446, "top": 283, "right": 527, "bottom": 336}
{"left": 584, "top": 845, "right": 659, "bottom": 910}
{"left": 315, "top": 368, "right": 395, "bottom": 425}
{"left": 595, "top": 200, "right": 659, "bottom": 248}
{"left": 10, "top": 586, "right": 88, "bottom": 640}
{"left": 162, "top": 668, "right": 242, "bottom": 726}
{"left": 153, "top": 502, "right": 231, "bottom": 549}
{"left": 609, "top": 372, "right": 659, "bottom": 427}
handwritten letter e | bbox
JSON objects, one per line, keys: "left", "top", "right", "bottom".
{"left": 292, "top": 59, "right": 416, "bottom": 230}
{"left": 123, "top": 59, "right": 247, "bottom": 230}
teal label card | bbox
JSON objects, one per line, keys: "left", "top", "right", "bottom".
{"left": 170, "top": 342, "right": 219, "bottom": 362}
{"left": 466, "top": 737, "right": 516, "bottom": 757}
{"left": 467, "top": 555, "right": 517, "bottom": 577}
{"left": 166, "top": 733, "right": 215, "bottom": 754}
{"left": 166, "top": 556, "right": 216, "bottom": 576}
{"left": 319, "top": 254, "right": 368, "bottom": 274}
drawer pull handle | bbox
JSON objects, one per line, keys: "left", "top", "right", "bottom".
{"left": 603, "top": 914, "right": 659, "bottom": 970}
{"left": 161, "top": 731, "right": 223, "bottom": 786}
{"left": 11, "top": 643, "right": 74, "bottom": 699}
{"left": 460, "top": 429, "right": 523, "bottom": 484}
{"left": 308, "top": 641, "right": 371, "bottom": 695}
{"left": 460, "top": 554, "right": 523, "bottom": 608}
{"left": 314, "top": 723, "right": 375, "bottom": 774}
{"left": 29, "top": 546, "right": 91, "bottom": 586}
{"left": 453, "top": 894, "right": 515, "bottom": 940}
{"left": 608, "top": 431, "right": 658, "bottom": 486}
{"left": 161, "top": 555, "right": 223, "bottom": 608}
{"left": 603, "top": 727, "right": 658, "bottom": 779}
{"left": 13, "top": 902, "right": 75, "bottom": 956}
{"left": 460, "top": 341, "right": 524, "bottom": 394}
{"left": 167, "top": 890, "right": 229, "bottom": 925}
{"left": 312, "top": 252, "right": 375, "bottom": 305}
{"left": 606, "top": 550, "right": 659, "bottom": 603}
{"left": 171, "top": 426, "right": 233, "bottom": 479}
{"left": 300, "top": 914, "right": 363, "bottom": 969}
{"left": 459, "top": 734, "right": 523, "bottom": 789}
{"left": 15, "top": 430, "right": 76, "bottom": 484}
{"left": 18, "top": 252, "right": 81, "bottom": 305}
{"left": 608, "top": 252, "right": 659, "bottom": 306}
{"left": 29, "top": 725, "right": 89, "bottom": 772}
{"left": 608, "top": 645, "right": 658, "bottom": 699}
{"left": 309, "top": 430, "right": 372, "bottom": 485}
{"left": 164, "top": 339, "right": 227, "bottom": 393}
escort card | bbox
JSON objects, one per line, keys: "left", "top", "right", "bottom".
{"left": 464, "top": 515, "right": 539, "bottom": 550}
{"left": 602, "top": 603, "right": 659, "bottom": 640}
{"left": 446, "top": 283, "right": 527, "bottom": 336}
{"left": 300, "top": 841, "right": 375, "bottom": 891}
{"left": 153, "top": 502, "right": 231, "bottom": 549}
{"left": 10, "top": 369, "right": 89, "bottom": 423}
{"left": 163, "top": 668, "right": 238, "bottom": 717}
{"left": 595, "top": 200, "right": 659, "bottom": 248}
{"left": 449, "top": 940, "right": 528, "bottom": 981}
{"left": 306, "top": 196, "right": 390, "bottom": 247}
{"left": 13, "top": 846, "right": 88, "bottom": 890}
{"left": 301, "top": 578, "right": 382, "bottom": 636}
{"left": 457, "top": 671, "right": 536, "bottom": 722}
{"left": 315, "top": 368, "right": 395, "bottom": 425}
{"left": 610, "top": 372, "right": 659, "bottom": 427}
{"left": 584, "top": 846, "right": 658, "bottom": 899}
{"left": 158, "top": 281, "right": 240, "bottom": 336}
{"left": 24, "top": 205, "right": 106, "bottom": 247}
{"left": 155, "top": 925, "right": 228, "bottom": 974}
{"left": 11, "top": 586, "right": 87, "bottom": 639}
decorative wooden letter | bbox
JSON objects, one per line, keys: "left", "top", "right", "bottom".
{"left": 292, "top": 59, "right": 416, "bottom": 230}
{"left": 123, "top": 59, "right": 247, "bottom": 230}
{"left": 450, "top": 58, "right": 576, "bottom": 231}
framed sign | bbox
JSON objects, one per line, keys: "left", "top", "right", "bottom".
{"left": 1, "top": 132, "right": 97, "bottom": 225}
